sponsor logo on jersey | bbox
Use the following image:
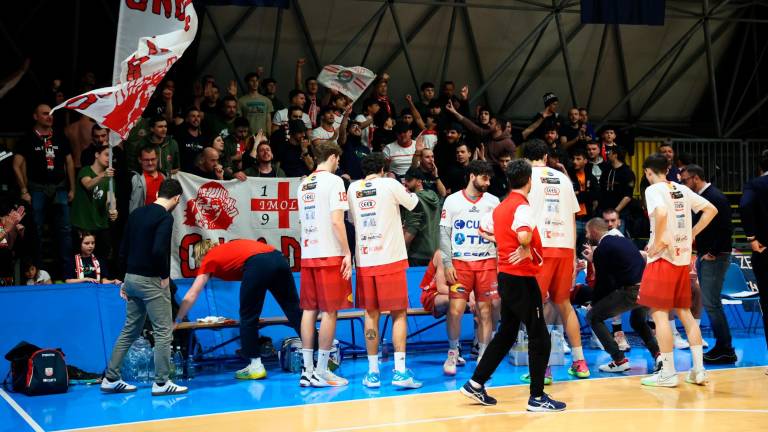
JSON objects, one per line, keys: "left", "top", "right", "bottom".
{"left": 541, "top": 177, "right": 561, "bottom": 184}
{"left": 302, "top": 182, "right": 317, "bottom": 191}
{"left": 454, "top": 219, "right": 481, "bottom": 230}
{"left": 356, "top": 189, "right": 377, "bottom": 198}
{"left": 670, "top": 191, "right": 684, "bottom": 200}
{"left": 302, "top": 192, "right": 315, "bottom": 203}
{"left": 544, "top": 186, "right": 559, "bottom": 196}
{"left": 468, "top": 206, "right": 480, "bottom": 213}
{"left": 454, "top": 233, "right": 466, "bottom": 245}
{"left": 359, "top": 199, "right": 376, "bottom": 209}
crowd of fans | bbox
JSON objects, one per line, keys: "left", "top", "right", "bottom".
{"left": 0, "top": 58, "right": 702, "bottom": 286}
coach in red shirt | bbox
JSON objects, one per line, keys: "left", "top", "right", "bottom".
{"left": 175, "top": 239, "right": 303, "bottom": 381}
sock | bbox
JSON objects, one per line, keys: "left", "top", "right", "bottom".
{"left": 367, "top": 355, "right": 379, "bottom": 373}
{"left": 660, "top": 352, "right": 676, "bottom": 374}
{"left": 469, "top": 379, "right": 482, "bottom": 389}
{"left": 690, "top": 345, "right": 704, "bottom": 371}
{"left": 478, "top": 343, "right": 488, "bottom": 358}
{"left": 301, "top": 349, "right": 314, "bottom": 374}
{"left": 250, "top": 357, "right": 263, "bottom": 369}
{"left": 394, "top": 351, "right": 406, "bottom": 373}
{"left": 572, "top": 346, "right": 584, "bottom": 361}
{"left": 448, "top": 339, "right": 460, "bottom": 350}
{"left": 316, "top": 349, "right": 331, "bottom": 374}
{"left": 670, "top": 320, "right": 680, "bottom": 336}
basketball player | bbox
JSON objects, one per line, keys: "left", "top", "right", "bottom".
{"left": 523, "top": 140, "right": 590, "bottom": 381}
{"left": 347, "top": 153, "right": 422, "bottom": 389}
{"left": 638, "top": 153, "right": 717, "bottom": 387}
{"left": 460, "top": 159, "right": 566, "bottom": 411}
{"left": 440, "top": 160, "right": 500, "bottom": 375}
{"left": 419, "top": 251, "right": 450, "bottom": 318}
{"left": 297, "top": 142, "right": 353, "bottom": 387}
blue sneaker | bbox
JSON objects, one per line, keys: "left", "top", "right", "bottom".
{"left": 392, "top": 369, "right": 423, "bottom": 389}
{"left": 362, "top": 371, "right": 381, "bottom": 388}
{"left": 460, "top": 381, "right": 497, "bottom": 406}
{"left": 527, "top": 393, "right": 566, "bottom": 412}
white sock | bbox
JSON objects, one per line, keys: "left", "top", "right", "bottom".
{"left": 301, "top": 349, "right": 314, "bottom": 373}
{"left": 317, "top": 349, "right": 331, "bottom": 373}
{"left": 612, "top": 316, "right": 622, "bottom": 325}
{"left": 690, "top": 345, "right": 704, "bottom": 371}
{"left": 394, "top": 351, "right": 406, "bottom": 373}
{"left": 670, "top": 320, "right": 680, "bottom": 336}
{"left": 448, "top": 339, "right": 460, "bottom": 350}
{"left": 572, "top": 346, "right": 584, "bottom": 361}
{"left": 660, "top": 352, "right": 676, "bottom": 374}
{"left": 367, "top": 355, "right": 379, "bottom": 373}
{"left": 469, "top": 379, "right": 482, "bottom": 389}
{"left": 250, "top": 357, "right": 263, "bottom": 369}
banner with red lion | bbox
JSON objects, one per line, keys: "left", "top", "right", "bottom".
{"left": 171, "top": 173, "right": 302, "bottom": 279}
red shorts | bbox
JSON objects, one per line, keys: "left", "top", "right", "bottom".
{"left": 535, "top": 249, "right": 574, "bottom": 303}
{"left": 355, "top": 260, "right": 409, "bottom": 311}
{"left": 638, "top": 259, "right": 691, "bottom": 310}
{"left": 420, "top": 280, "right": 439, "bottom": 313}
{"left": 300, "top": 260, "right": 353, "bottom": 312}
{"left": 450, "top": 259, "right": 499, "bottom": 302}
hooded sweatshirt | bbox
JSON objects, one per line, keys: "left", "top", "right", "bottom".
{"left": 401, "top": 188, "right": 442, "bottom": 264}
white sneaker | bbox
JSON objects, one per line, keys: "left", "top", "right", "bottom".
{"left": 456, "top": 348, "right": 467, "bottom": 366}
{"left": 702, "top": 339, "right": 709, "bottom": 349}
{"left": 614, "top": 331, "right": 631, "bottom": 352}
{"left": 685, "top": 368, "right": 708, "bottom": 386}
{"left": 443, "top": 350, "right": 458, "bottom": 376}
{"left": 673, "top": 332, "right": 690, "bottom": 349}
{"left": 310, "top": 370, "right": 349, "bottom": 387}
{"left": 151, "top": 380, "right": 188, "bottom": 396}
{"left": 641, "top": 370, "right": 678, "bottom": 387}
{"left": 562, "top": 339, "right": 571, "bottom": 354}
{"left": 599, "top": 359, "right": 631, "bottom": 373}
{"left": 299, "top": 368, "right": 312, "bottom": 387}
{"left": 100, "top": 377, "right": 137, "bottom": 394}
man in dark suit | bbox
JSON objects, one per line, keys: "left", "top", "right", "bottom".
{"left": 681, "top": 164, "right": 735, "bottom": 364}
{"left": 739, "top": 150, "right": 768, "bottom": 374}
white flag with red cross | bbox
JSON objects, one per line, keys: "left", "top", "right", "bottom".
{"left": 171, "top": 173, "right": 303, "bottom": 279}
{"left": 50, "top": 0, "right": 198, "bottom": 139}
{"left": 317, "top": 65, "right": 377, "bottom": 102}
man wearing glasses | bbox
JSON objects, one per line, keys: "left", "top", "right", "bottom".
{"left": 129, "top": 146, "right": 165, "bottom": 214}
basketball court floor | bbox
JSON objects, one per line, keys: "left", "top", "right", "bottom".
{"left": 2, "top": 333, "right": 766, "bottom": 432}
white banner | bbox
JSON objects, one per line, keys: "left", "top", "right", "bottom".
{"left": 171, "top": 173, "right": 303, "bottom": 279}
{"left": 317, "top": 65, "right": 377, "bottom": 102}
{"left": 51, "top": 0, "right": 198, "bottom": 139}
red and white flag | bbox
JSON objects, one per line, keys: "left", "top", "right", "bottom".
{"left": 51, "top": 0, "right": 198, "bottom": 139}
{"left": 317, "top": 65, "right": 376, "bottom": 102}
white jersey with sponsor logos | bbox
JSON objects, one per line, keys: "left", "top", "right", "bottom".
{"left": 440, "top": 191, "right": 500, "bottom": 261}
{"left": 298, "top": 170, "right": 349, "bottom": 259}
{"left": 347, "top": 176, "right": 419, "bottom": 268}
{"left": 645, "top": 181, "right": 711, "bottom": 266}
{"left": 528, "top": 166, "right": 580, "bottom": 249}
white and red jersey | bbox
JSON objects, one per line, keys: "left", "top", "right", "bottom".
{"left": 440, "top": 190, "right": 500, "bottom": 261}
{"left": 418, "top": 129, "right": 437, "bottom": 150}
{"left": 347, "top": 176, "right": 419, "bottom": 269}
{"left": 382, "top": 140, "right": 416, "bottom": 176}
{"left": 528, "top": 165, "right": 580, "bottom": 250}
{"left": 355, "top": 114, "right": 375, "bottom": 149}
{"left": 645, "top": 181, "right": 711, "bottom": 266}
{"left": 311, "top": 125, "right": 337, "bottom": 144}
{"left": 298, "top": 170, "right": 349, "bottom": 263}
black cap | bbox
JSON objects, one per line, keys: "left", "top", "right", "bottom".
{"left": 543, "top": 92, "right": 559, "bottom": 107}
{"left": 288, "top": 119, "right": 307, "bottom": 134}
{"left": 404, "top": 166, "right": 427, "bottom": 181}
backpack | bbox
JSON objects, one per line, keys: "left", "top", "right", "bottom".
{"left": 4, "top": 341, "right": 69, "bottom": 396}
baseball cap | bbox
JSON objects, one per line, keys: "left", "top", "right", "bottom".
{"left": 543, "top": 92, "right": 559, "bottom": 107}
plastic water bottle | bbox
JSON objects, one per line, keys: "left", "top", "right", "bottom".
{"left": 171, "top": 346, "right": 183, "bottom": 379}
{"left": 185, "top": 354, "right": 195, "bottom": 380}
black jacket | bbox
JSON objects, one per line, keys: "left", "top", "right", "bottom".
{"left": 694, "top": 184, "right": 732, "bottom": 256}
{"left": 592, "top": 235, "right": 646, "bottom": 303}
{"left": 120, "top": 203, "right": 173, "bottom": 279}
{"left": 568, "top": 167, "right": 600, "bottom": 220}
{"left": 740, "top": 175, "right": 768, "bottom": 246}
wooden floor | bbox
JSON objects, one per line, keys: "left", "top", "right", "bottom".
{"left": 75, "top": 367, "right": 768, "bottom": 432}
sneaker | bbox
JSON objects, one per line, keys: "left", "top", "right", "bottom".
{"left": 568, "top": 360, "right": 591, "bottom": 378}
{"left": 653, "top": 353, "right": 662, "bottom": 373}
{"left": 703, "top": 347, "right": 737, "bottom": 364}
{"left": 471, "top": 341, "right": 480, "bottom": 358}
{"left": 362, "top": 371, "right": 381, "bottom": 388}
{"left": 702, "top": 339, "right": 709, "bottom": 349}
{"left": 299, "top": 369, "right": 312, "bottom": 387}
{"left": 599, "top": 358, "right": 630, "bottom": 373}
{"left": 460, "top": 381, "right": 497, "bottom": 406}
{"left": 311, "top": 369, "right": 349, "bottom": 387}
{"left": 521, "top": 366, "right": 553, "bottom": 385}
{"left": 527, "top": 393, "right": 566, "bottom": 412}
{"left": 235, "top": 363, "right": 267, "bottom": 380}
{"left": 456, "top": 347, "right": 467, "bottom": 366}
{"left": 392, "top": 369, "right": 423, "bottom": 389}
{"left": 443, "top": 350, "right": 459, "bottom": 376}
{"left": 640, "top": 370, "right": 678, "bottom": 387}
{"left": 673, "top": 332, "right": 690, "bottom": 349}
{"left": 614, "top": 331, "right": 631, "bottom": 352}
{"left": 562, "top": 339, "right": 571, "bottom": 354}
{"left": 685, "top": 368, "right": 708, "bottom": 385}
{"left": 151, "top": 380, "right": 188, "bottom": 396}
{"left": 100, "top": 377, "right": 137, "bottom": 394}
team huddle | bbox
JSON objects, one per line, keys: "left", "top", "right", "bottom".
{"left": 291, "top": 138, "right": 717, "bottom": 412}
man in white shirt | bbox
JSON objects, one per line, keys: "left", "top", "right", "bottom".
{"left": 523, "top": 140, "right": 590, "bottom": 382}
{"left": 271, "top": 89, "right": 312, "bottom": 132}
{"left": 311, "top": 107, "right": 339, "bottom": 145}
{"left": 347, "top": 153, "right": 422, "bottom": 389}
{"left": 637, "top": 153, "right": 717, "bottom": 387}
{"left": 383, "top": 122, "right": 418, "bottom": 178}
{"left": 439, "top": 160, "right": 500, "bottom": 375}
{"left": 297, "top": 141, "right": 352, "bottom": 388}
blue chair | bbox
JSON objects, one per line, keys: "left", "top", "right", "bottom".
{"left": 721, "top": 263, "right": 761, "bottom": 334}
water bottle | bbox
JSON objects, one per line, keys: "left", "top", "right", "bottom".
{"left": 186, "top": 354, "right": 195, "bottom": 380}
{"left": 172, "top": 346, "right": 183, "bottom": 379}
